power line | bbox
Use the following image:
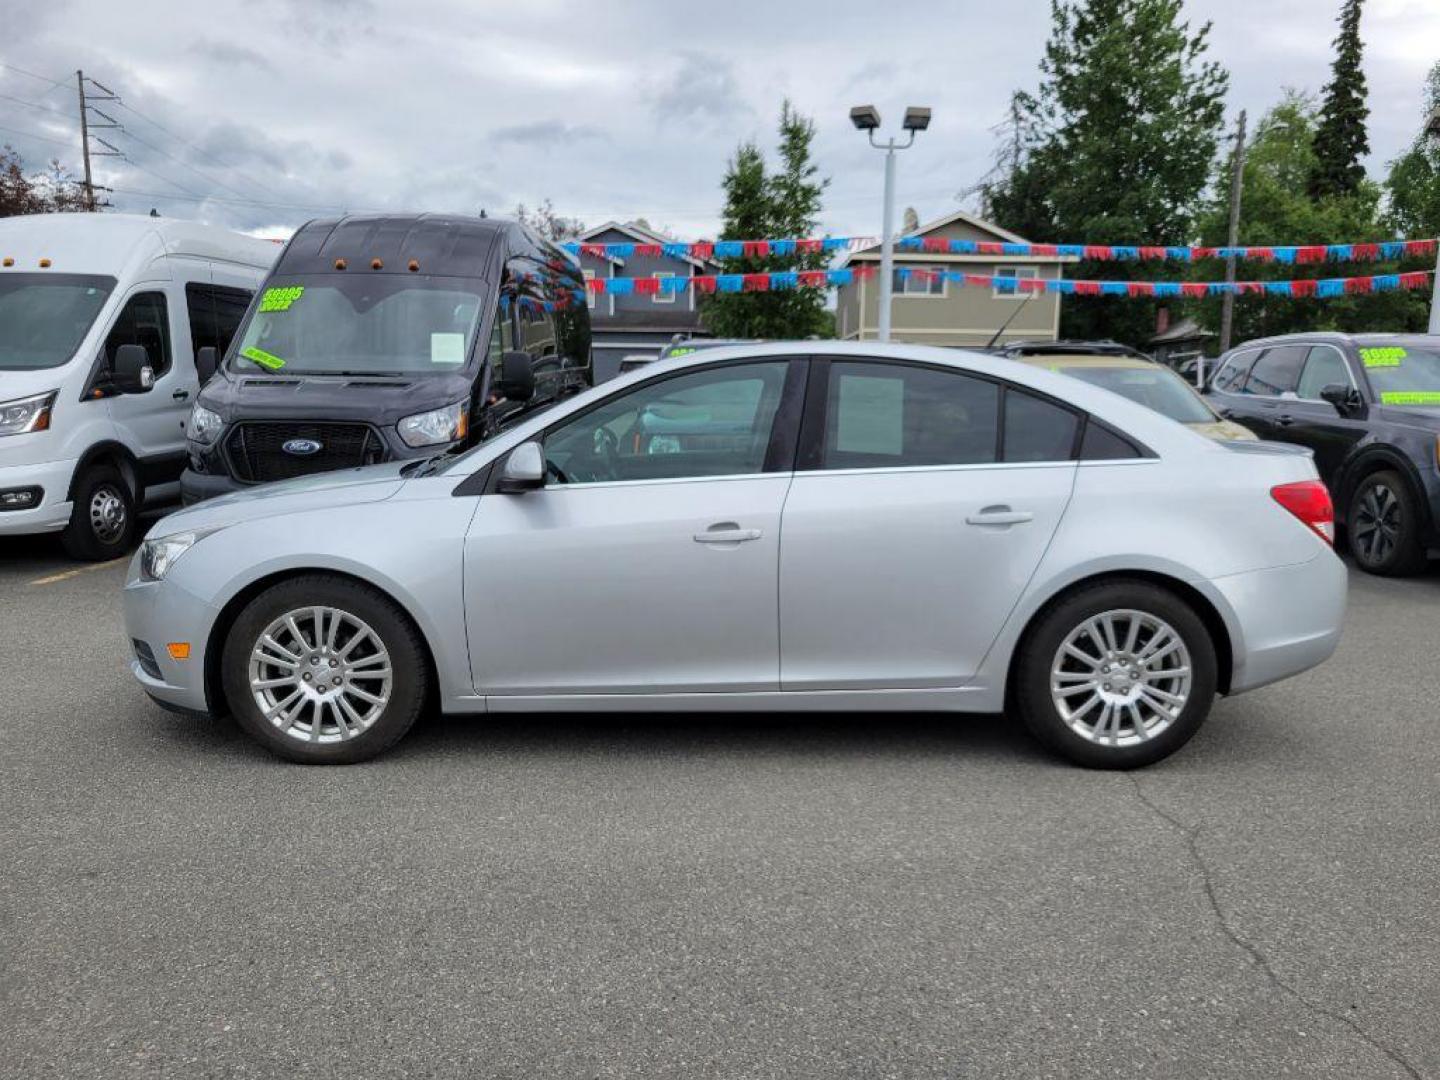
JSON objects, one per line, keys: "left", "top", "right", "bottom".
{"left": 109, "top": 119, "right": 271, "bottom": 204}
{"left": 0, "top": 61, "right": 68, "bottom": 92}
{"left": 111, "top": 96, "right": 284, "bottom": 202}
{"left": 109, "top": 185, "right": 365, "bottom": 214}
{"left": 0, "top": 89, "right": 72, "bottom": 120}
{"left": 0, "top": 122, "right": 75, "bottom": 148}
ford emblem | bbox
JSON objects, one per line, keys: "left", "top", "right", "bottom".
{"left": 282, "top": 438, "right": 323, "bottom": 456}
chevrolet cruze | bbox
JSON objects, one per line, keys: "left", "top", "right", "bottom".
{"left": 123, "top": 342, "right": 1346, "bottom": 768}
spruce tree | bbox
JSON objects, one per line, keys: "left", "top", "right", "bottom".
{"left": 1308, "top": 0, "right": 1371, "bottom": 200}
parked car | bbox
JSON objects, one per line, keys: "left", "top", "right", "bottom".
{"left": 180, "top": 214, "right": 590, "bottom": 505}
{"left": 1205, "top": 332, "right": 1440, "bottom": 575}
{"left": 998, "top": 341, "right": 1255, "bottom": 441}
{"left": 124, "top": 342, "right": 1345, "bottom": 769}
{"left": 0, "top": 213, "right": 276, "bottom": 558}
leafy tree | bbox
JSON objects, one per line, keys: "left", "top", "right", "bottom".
{"left": 1308, "top": 0, "right": 1371, "bottom": 200}
{"left": 0, "top": 147, "right": 89, "bottom": 217}
{"left": 512, "top": 198, "right": 584, "bottom": 241}
{"left": 1385, "top": 61, "right": 1440, "bottom": 239}
{"left": 986, "top": 0, "right": 1229, "bottom": 345}
{"left": 701, "top": 100, "right": 834, "bottom": 340}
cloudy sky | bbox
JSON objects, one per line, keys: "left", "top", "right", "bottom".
{"left": 2, "top": 0, "right": 1437, "bottom": 242}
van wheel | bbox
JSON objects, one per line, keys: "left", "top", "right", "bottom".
{"left": 1348, "top": 471, "right": 1427, "bottom": 576}
{"left": 61, "top": 464, "right": 137, "bottom": 560}
{"left": 221, "top": 575, "right": 429, "bottom": 764}
{"left": 1013, "top": 580, "right": 1217, "bottom": 769}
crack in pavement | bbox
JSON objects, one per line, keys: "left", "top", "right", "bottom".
{"left": 1128, "top": 774, "right": 1424, "bottom": 1080}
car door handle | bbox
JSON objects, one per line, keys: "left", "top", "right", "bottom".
{"left": 693, "top": 524, "right": 763, "bottom": 544}
{"left": 172, "top": 389, "right": 190, "bottom": 401}
{"left": 966, "top": 507, "right": 1034, "bottom": 527}
{"left": 1275, "top": 414, "right": 1294, "bottom": 427}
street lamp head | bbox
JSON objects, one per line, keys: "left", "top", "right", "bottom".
{"left": 849, "top": 105, "right": 882, "bottom": 132}
{"left": 902, "top": 106, "right": 932, "bottom": 133}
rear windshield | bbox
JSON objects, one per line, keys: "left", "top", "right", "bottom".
{"left": 1359, "top": 345, "right": 1440, "bottom": 406}
{"left": 1056, "top": 364, "right": 1215, "bottom": 424}
{"left": 0, "top": 273, "right": 115, "bottom": 370}
{"left": 229, "top": 274, "right": 487, "bottom": 376}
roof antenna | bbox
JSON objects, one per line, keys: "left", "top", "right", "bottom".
{"left": 984, "top": 287, "right": 1035, "bottom": 349}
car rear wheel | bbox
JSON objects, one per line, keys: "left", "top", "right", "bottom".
{"left": 61, "top": 463, "right": 137, "bottom": 561}
{"left": 1348, "top": 471, "right": 1427, "bottom": 577}
{"left": 222, "top": 575, "right": 428, "bottom": 764}
{"left": 1014, "top": 580, "right": 1217, "bottom": 769}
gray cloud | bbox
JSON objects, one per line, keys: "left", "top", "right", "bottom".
{"left": 192, "top": 39, "right": 275, "bottom": 71}
{"left": 644, "top": 51, "right": 753, "bottom": 129}
{"left": 491, "top": 121, "right": 603, "bottom": 147}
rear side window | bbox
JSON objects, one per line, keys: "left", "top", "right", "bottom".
{"left": 1002, "top": 388, "right": 1079, "bottom": 462}
{"left": 1242, "top": 345, "right": 1306, "bottom": 397}
{"left": 1079, "top": 420, "right": 1143, "bottom": 460}
{"left": 821, "top": 361, "right": 999, "bottom": 469}
{"left": 185, "top": 283, "right": 253, "bottom": 360}
{"left": 1211, "top": 351, "right": 1256, "bottom": 393}
{"left": 104, "top": 291, "right": 172, "bottom": 377}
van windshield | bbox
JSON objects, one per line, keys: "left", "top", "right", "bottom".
{"left": 230, "top": 275, "right": 485, "bottom": 376}
{"left": 0, "top": 274, "right": 115, "bottom": 370}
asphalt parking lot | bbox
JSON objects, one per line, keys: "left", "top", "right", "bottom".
{"left": 1, "top": 533, "right": 1436, "bottom": 1080}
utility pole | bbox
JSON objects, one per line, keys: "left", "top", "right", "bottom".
{"left": 1218, "top": 110, "right": 1247, "bottom": 354}
{"left": 1426, "top": 106, "right": 1440, "bottom": 335}
{"left": 76, "top": 71, "right": 94, "bottom": 210}
{"left": 75, "top": 70, "right": 120, "bottom": 212}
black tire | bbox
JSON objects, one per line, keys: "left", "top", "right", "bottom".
{"left": 1013, "top": 579, "right": 1218, "bottom": 769}
{"left": 1347, "top": 470, "right": 1428, "bottom": 577}
{"left": 60, "top": 463, "right": 137, "bottom": 561}
{"left": 221, "top": 575, "right": 429, "bottom": 764}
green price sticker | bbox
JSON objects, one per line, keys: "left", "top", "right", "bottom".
{"left": 259, "top": 286, "right": 305, "bottom": 312}
{"left": 1379, "top": 391, "right": 1440, "bottom": 405}
{"left": 1360, "top": 346, "right": 1407, "bottom": 368}
{"left": 241, "top": 345, "right": 287, "bottom": 370}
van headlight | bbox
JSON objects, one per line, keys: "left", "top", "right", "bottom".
{"left": 398, "top": 400, "right": 469, "bottom": 447}
{"left": 139, "top": 529, "right": 217, "bottom": 582}
{"left": 0, "top": 390, "right": 57, "bottom": 436}
{"left": 187, "top": 404, "right": 223, "bottom": 445}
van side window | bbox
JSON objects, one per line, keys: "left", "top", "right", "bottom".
{"left": 105, "top": 291, "right": 172, "bottom": 377}
{"left": 185, "top": 283, "right": 253, "bottom": 361}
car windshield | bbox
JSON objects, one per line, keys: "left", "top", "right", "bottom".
{"left": 1359, "top": 345, "right": 1440, "bottom": 406}
{"left": 230, "top": 275, "right": 486, "bottom": 376}
{"left": 1059, "top": 364, "right": 1215, "bottom": 424}
{"left": 0, "top": 274, "right": 115, "bottom": 370}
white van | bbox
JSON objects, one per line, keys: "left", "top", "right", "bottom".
{"left": 0, "top": 214, "right": 277, "bottom": 559}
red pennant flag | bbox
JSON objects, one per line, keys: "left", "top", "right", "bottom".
{"left": 1127, "top": 282, "right": 1155, "bottom": 297}
{"left": 1404, "top": 240, "right": 1437, "bottom": 258}
{"left": 692, "top": 275, "right": 717, "bottom": 294}
{"left": 798, "top": 270, "right": 828, "bottom": 288}
{"left": 691, "top": 242, "right": 714, "bottom": 261}
{"left": 1351, "top": 243, "right": 1379, "bottom": 261}
{"left": 1399, "top": 271, "right": 1430, "bottom": 289}
{"left": 976, "top": 243, "right": 1005, "bottom": 256}
{"left": 741, "top": 273, "right": 769, "bottom": 291}
{"left": 1081, "top": 246, "right": 1112, "bottom": 260}
{"left": 1074, "top": 281, "right": 1103, "bottom": 295}
{"left": 922, "top": 237, "right": 948, "bottom": 253}
{"left": 1344, "top": 275, "right": 1375, "bottom": 294}
{"left": 635, "top": 244, "right": 662, "bottom": 257}
{"left": 1181, "top": 282, "right": 1208, "bottom": 297}
{"left": 796, "top": 239, "right": 823, "bottom": 254}
{"left": 1294, "top": 246, "right": 1326, "bottom": 264}
{"left": 1138, "top": 247, "right": 1166, "bottom": 260}
{"left": 1249, "top": 247, "right": 1275, "bottom": 262}
{"left": 633, "top": 277, "right": 660, "bottom": 295}
{"left": 1290, "top": 279, "right": 1318, "bottom": 297}
{"left": 586, "top": 278, "right": 606, "bottom": 294}
{"left": 580, "top": 244, "right": 605, "bottom": 258}
{"left": 743, "top": 241, "right": 771, "bottom": 259}
{"left": 1032, "top": 243, "right": 1059, "bottom": 257}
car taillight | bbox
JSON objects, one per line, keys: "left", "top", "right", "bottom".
{"left": 1271, "top": 480, "right": 1334, "bottom": 545}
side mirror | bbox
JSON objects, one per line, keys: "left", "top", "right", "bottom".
{"left": 1320, "top": 383, "right": 1361, "bottom": 415}
{"left": 195, "top": 346, "right": 218, "bottom": 385}
{"left": 113, "top": 344, "right": 154, "bottom": 393}
{"left": 496, "top": 350, "right": 535, "bottom": 403}
{"left": 497, "top": 440, "right": 545, "bottom": 493}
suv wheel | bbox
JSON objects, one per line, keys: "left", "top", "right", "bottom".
{"left": 222, "top": 575, "right": 429, "bottom": 764}
{"left": 1348, "top": 471, "right": 1427, "bottom": 576}
{"left": 1014, "top": 580, "right": 1217, "bottom": 769}
{"left": 61, "top": 463, "right": 137, "bottom": 561}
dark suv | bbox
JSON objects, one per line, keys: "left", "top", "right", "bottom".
{"left": 1206, "top": 332, "right": 1440, "bottom": 575}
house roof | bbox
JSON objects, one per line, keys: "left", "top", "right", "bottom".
{"left": 848, "top": 207, "right": 1030, "bottom": 254}
{"left": 839, "top": 207, "right": 1074, "bottom": 269}
{"left": 1150, "top": 317, "right": 1214, "bottom": 345}
{"left": 575, "top": 220, "right": 710, "bottom": 268}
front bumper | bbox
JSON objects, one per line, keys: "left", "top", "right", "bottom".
{"left": 122, "top": 558, "right": 220, "bottom": 714}
{"left": 1211, "top": 548, "right": 1348, "bottom": 695}
{"left": 0, "top": 456, "right": 76, "bottom": 535}
{"left": 180, "top": 466, "right": 243, "bottom": 506}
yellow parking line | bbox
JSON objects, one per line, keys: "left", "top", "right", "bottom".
{"left": 29, "top": 558, "right": 128, "bottom": 586}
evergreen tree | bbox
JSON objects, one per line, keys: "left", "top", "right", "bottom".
{"left": 702, "top": 101, "right": 833, "bottom": 340}
{"left": 1385, "top": 62, "right": 1440, "bottom": 239}
{"left": 1308, "top": 0, "right": 1371, "bottom": 200}
{"left": 986, "top": 0, "right": 1228, "bottom": 345}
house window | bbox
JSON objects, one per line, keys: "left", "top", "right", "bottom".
{"left": 892, "top": 265, "right": 945, "bottom": 297}
{"left": 652, "top": 271, "right": 676, "bottom": 304}
{"left": 993, "top": 266, "right": 1039, "bottom": 299}
{"left": 582, "top": 268, "right": 596, "bottom": 310}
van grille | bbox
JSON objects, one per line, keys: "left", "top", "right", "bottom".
{"left": 224, "top": 422, "right": 385, "bottom": 483}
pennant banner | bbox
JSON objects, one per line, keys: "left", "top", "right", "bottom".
{"left": 564, "top": 237, "right": 1439, "bottom": 264}
{"left": 584, "top": 267, "right": 1435, "bottom": 299}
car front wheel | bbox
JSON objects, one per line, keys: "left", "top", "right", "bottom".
{"left": 222, "top": 575, "right": 429, "bottom": 764}
{"left": 1014, "top": 580, "right": 1218, "bottom": 769}
{"left": 1348, "top": 471, "right": 1427, "bottom": 576}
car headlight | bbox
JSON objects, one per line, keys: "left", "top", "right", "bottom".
{"left": 397, "top": 400, "right": 469, "bottom": 448}
{"left": 188, "top": 404, "right": 224, "bottom": 445}
{"left": 0, "top": 390, "right": 57, "bottom": 437}
{"left": 139, "top": 529, "right": 217, "bottom": 582}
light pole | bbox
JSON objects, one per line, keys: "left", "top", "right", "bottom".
{"left": 1427, "top": 105, "right": 1440, "bottom": 335}
{"left": 851, "top": 105, "right": 931, "bottom": 342}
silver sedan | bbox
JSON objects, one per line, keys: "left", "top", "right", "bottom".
{"left": 123, "top": 342, "right": 1346, "bottom": 768}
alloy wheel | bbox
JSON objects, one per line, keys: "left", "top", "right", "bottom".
{"left": 247, "top": 606, "right": 394, "bottom": 744}
{"left": 1352, "top": 483, "right": 1400, "bottom": 565}
{"left": 1049, "top": 609, "right": 1193, "bottom": 747}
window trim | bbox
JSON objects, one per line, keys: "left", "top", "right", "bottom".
{"left": 651, "top": 271, "right": 676, "bottom": 305}
{"left": 992, "top": 265, "right": 1040, "bottom": 300}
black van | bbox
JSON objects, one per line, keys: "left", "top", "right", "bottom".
{"left": 180, "top": 214, "right": 590, "bottom": 502}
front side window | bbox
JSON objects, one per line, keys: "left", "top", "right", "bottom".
{"left": 544, "top": 360, "right": 788, "bottom": 484}
{"left": 820, "top": 361, "right": 999, "bottom": 469}
{"left": 1297, "top": 345, "right": 1353, "bottom": 400}
{"left": 1358, "top": 343, "right": 1440, "bottom": 407}
{"left": 105, "top": 291, "right": 172, "bottom": 377}
{"left": 230, "top": 275, "right": 485, "bottom": 376}
{"left": 1062, "top": 364, "right": 1215, "bottom": 424}
{"left": 1241, "top": 345, "right": 1305, "bottom": 397}
{"left": 0, "top": 273, "right": 114, "bottom": 371}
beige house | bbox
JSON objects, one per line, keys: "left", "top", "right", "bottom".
{"left": 835, "top": 209, "right": 1075, "bottom": 347}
